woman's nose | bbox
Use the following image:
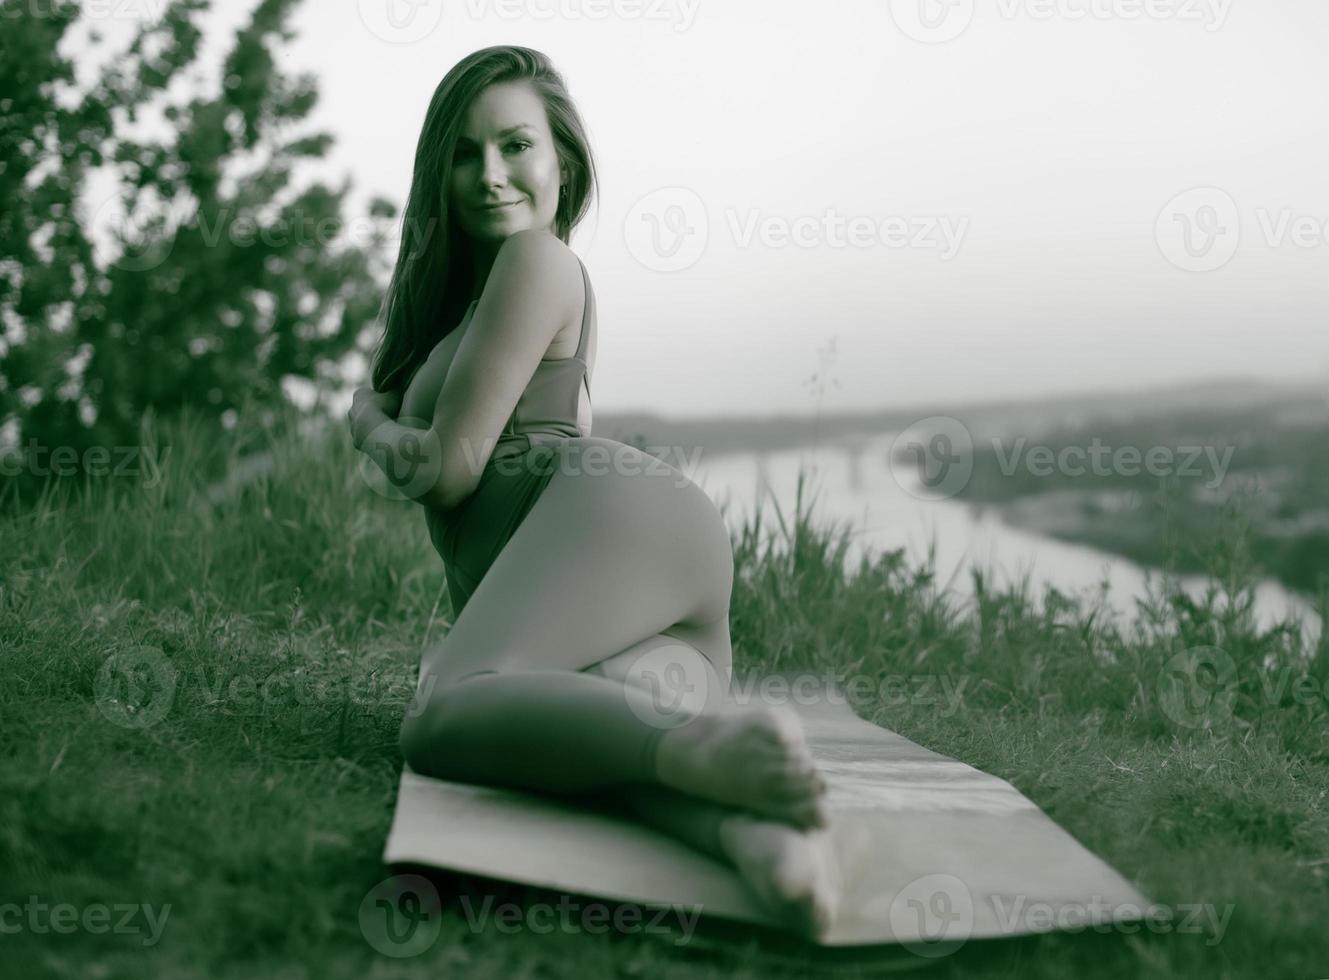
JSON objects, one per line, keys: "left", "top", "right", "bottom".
{"left": 479, "top": 146, "right": 509, "bottom": 188}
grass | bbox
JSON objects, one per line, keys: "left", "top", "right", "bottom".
{"left": 2, "top": 401, "right": 1327, "bottom": 979}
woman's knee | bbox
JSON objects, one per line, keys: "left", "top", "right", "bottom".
{"left": 588, "top": 633, "right": 730, "bottom": 716}
{"left": 398, "top": 707, "right": 427, "bottom": 773}
{"left": 399, "top": 686, "right": 447, "bottom": 774}
{"left": 686, "top": 487, "right": 735, "bottom": 622}
{"left": 398, "top": 671, "right": 495, "bottom": 774}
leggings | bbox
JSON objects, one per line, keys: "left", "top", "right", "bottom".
{"left": 404, "top": 437, "right": 739, "bottom": 862}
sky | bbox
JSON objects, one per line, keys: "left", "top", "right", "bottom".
{"left": 67, "top": 0, "right": 1329, "bottom": 419}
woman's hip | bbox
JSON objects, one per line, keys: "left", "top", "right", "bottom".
{"left": 439, "top": 435, "right": 731, "bottom": 606}
{"left": 541, "top": 437, "right": 718, "bottom": 520}
{"left": 533, "top": 437, "right": 732, "bottom": 591}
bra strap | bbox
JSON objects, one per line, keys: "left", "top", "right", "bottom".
{"left": 573, "top": 256, "right": 593, "bottom": 363}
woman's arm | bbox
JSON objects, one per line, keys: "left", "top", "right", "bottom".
{"left": 352, "top": 230, "right": 580, "bottom": 510}
{"left": 349, "top": 387, "right": 450, "bottom": 509}
{"left": 425, "top": 230, "right": 580, "bottom": 505}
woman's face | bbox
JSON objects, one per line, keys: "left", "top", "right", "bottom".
{"left": 448, "top": 81, "right": 566, "bottom": 246}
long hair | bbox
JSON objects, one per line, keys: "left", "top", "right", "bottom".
{"left": 369, "top": 46, "right": 599, "bottom": 394}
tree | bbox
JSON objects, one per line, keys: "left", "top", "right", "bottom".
{"left": 0, "top": 0, "right": 394, "bottom": 506}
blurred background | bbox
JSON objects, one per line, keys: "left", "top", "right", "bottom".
{"left": 3, "top": 0, "right": 1326, "bottom": 638}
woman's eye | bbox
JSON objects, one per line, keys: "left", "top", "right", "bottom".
{"left": 454, "top": 140, "right": 529, "bottom": 160}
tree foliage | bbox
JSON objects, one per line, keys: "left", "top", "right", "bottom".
{"left": 0, "top": 0, "right": 394, "bottom": 505}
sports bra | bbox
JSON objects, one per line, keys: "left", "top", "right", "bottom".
{"left": 401, "top": 254, "right": 595, "bottom": 464}
{"left": 488, "top": 254, "right": 595, "bottom": 462}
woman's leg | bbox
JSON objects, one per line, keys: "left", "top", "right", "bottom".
{"left": 580, "top": 627, "right": 738, "bottom": 863}
{"left": 400, "top": 438, "right": 826, "bottom": 827}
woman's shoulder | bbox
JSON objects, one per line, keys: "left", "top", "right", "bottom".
{"left": 492, "top": 230, "right": 585, "bottom": 299}
{"left": 485, "top": 231, "right": 587, "bottom": 350}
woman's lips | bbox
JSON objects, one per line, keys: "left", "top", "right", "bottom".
{"left": 478, "top": 200, "right": 520, "bottom": 212}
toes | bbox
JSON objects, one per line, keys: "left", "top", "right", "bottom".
{"left": 770, "top": 762, "right": 819, "bottom": 796}
{"left": 762, "top": 706, "right": 808, "bottom": 746}
{"left": 774, "top": 788, "right": 827, "bottom": 827}
{"left": 754, "top": 796, "right": 820, "bottom": 829}
{"left": 774, "top": 769, "right": 828, "bottom": 803}
{"left": 800, "top": 766, "right": 828, "bottom": 794}
{"left": 773, "top": 864, "right": 834, "bottom": 937}
{"left": 806, "top": 801, "right": 830, "bottom": 829}
{"left": 778, "top": 798, "right": 827, "bottom": 830}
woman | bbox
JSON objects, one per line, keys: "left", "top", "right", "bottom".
{"left": 348, "top": 46, "right": 846, "bottom": 938}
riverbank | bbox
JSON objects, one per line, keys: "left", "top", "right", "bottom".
{"left": 946, "top": 391, "right": 1329, "bottom": 600}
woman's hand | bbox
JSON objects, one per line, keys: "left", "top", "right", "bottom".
{"left": 348, "top": 385, "right": 403, "bottom": 451}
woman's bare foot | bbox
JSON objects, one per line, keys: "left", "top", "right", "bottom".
{"left": 718, "top": 813, "right": 846, "bottom": 939}
{"left": 653, "top": 703, "right": 828, "bottom": 829}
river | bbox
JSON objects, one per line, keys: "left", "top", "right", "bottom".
{"left": 684, "top": 431, "right": 1323, "bottom": 647}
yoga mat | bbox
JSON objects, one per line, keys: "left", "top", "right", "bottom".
{"left": 383, "top": 671, "right": 1150, "bottom": 947}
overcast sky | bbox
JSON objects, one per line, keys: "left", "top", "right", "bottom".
{"left": 72, "top": 0, "right": 1329, "bottom": 418}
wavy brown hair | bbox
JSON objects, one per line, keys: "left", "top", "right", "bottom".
{"left": 369, "top": 46, "right": 599, "bottom": 394}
